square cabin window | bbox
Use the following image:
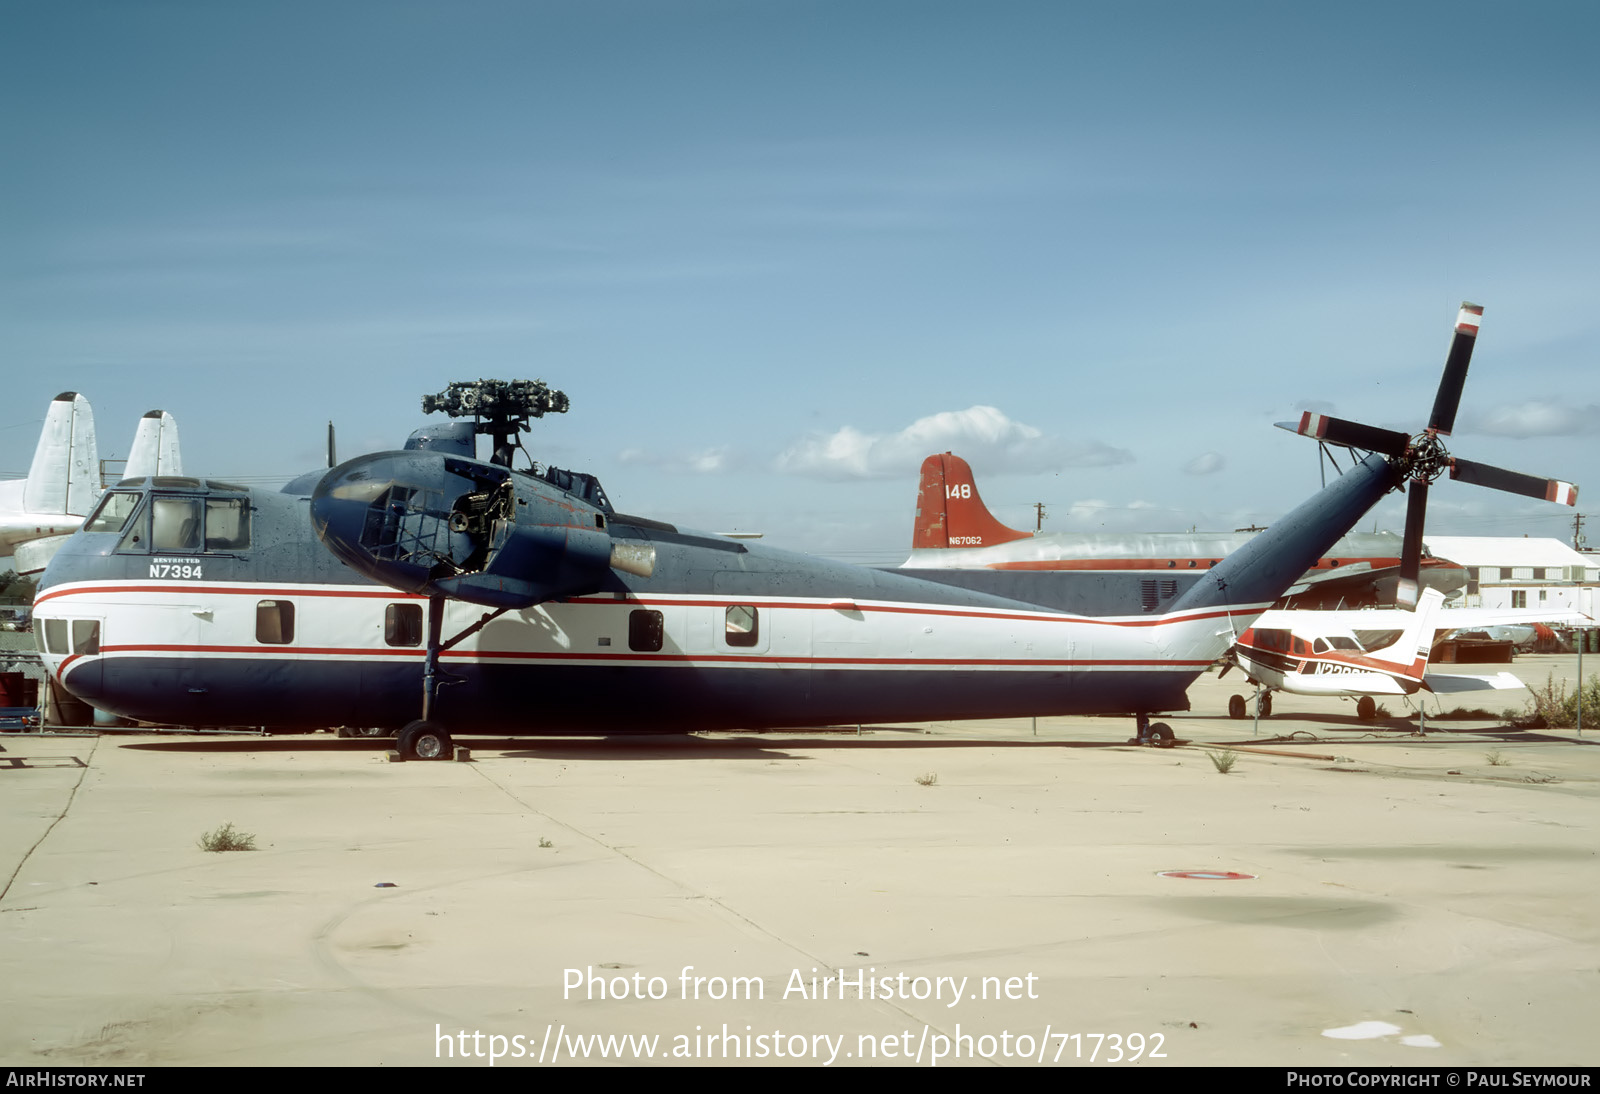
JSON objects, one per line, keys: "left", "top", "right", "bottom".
{"left": 724, "top": 605, "right": 759, "bottom": 647}
{"left": 385, "top": 603, "right": 423, "bottom": 647}
{"left": 628, "top": 609, "right": 664, "bottom": 652}
{"left": 256, "top": 600, "right": 295, "bottom": 644}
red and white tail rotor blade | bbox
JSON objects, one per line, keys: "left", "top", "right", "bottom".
{"left": 1450, "top": 458, "right": 1579, "bottom": 506}
{"left": 1397, "top": 478, "right": 1430, "bottom": 608}
{"left": 1280, "top": 412, "right": 1410, "bottom": 456}
{"left": 1427, "top": 302, "right": 1482, "bottom": 436}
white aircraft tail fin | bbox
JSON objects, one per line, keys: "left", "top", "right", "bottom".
{"left": 1367, "top": 586, "right": 1445, "bottom": 672}
{"left": 23, "top": 392, "right": 99, "bottom": 516}
{"left": 124, "top": 410, "right": 183, "bottom": 479}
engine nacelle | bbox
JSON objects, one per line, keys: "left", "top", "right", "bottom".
{"left": 311, "top": 451, "right": 623, "bottom": 608}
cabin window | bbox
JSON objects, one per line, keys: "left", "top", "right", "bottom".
{"left": 725, "top": 605, "right": 759, "bottom": 647}
{"left": 71, "top": 619, "right": 100, "bottom": 655}
{"left": 151, "top": 496, "right": 203, "bottom": 552}
{"left": 205, "top": 498, "right": 251, "bottom": 551}
{"left": 43, "top": 619, "right": 68, "bottom": 655}
{"left": 256, "top": 600, "right": 295, "bottom": 644}
{"left": 385, "top": 603, "right": 423, "bottom": 647}
{"left": 85, "top": 491, "right": 142, "bottom": 534}
{"left": 628, "top": 609, "right": 664, "bottom": 652}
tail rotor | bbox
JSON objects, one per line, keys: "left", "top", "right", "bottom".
{"left": 1280, "top": 303, "right": 1577, "bottom": 607}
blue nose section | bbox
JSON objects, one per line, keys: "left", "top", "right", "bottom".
{"left": 311, "top": 452, "right": 616, "bottom": 608}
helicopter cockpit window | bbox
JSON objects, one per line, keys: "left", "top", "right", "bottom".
{"left": 205, "top": 498, "right": 250, "bottom": 551}
{"left": 85, "top": 491, "right": 142, "bottom": 535}
{"left": 151, "top": 497, "right": 203, "bottom": 552}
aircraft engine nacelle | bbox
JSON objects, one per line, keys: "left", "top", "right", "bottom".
{"left": 311, "top": 452, "right": 631, "bottom": 608}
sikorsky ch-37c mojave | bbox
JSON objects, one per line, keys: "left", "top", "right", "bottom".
{"left": 34, "top": 305, "right": 1577, "bottom": 758}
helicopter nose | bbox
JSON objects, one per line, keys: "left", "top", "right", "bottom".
{"left": 310, "top": 452, "right": 462, "bottom": 595}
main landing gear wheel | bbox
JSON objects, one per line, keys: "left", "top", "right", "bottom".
{"left": 1149, "top": 723, "right": 1175, "bottom": 748}
{"left": 1258, "top": 693, "right": 1272, "bottom": 717}
{"left": 1228, "top": 694, "right": 1247, "bottom": 720}
{"left": 1356, "top": 696, "right": 1377, "bottom": 720}
{"left": 397, "top": 720, "right": 453, "bottom": 761}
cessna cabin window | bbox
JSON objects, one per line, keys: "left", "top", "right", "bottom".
{"left": 85, "top": 492, "right": 142, "bottom": 535}
{"left": 629, "top": 609, "right": 664, "bottom": 652}
{"left": 724, "top": 605, "right": 759, "bottom": 648}
{"left": 385, "top": 603, "right": 423, "bottom": 647}
{"left": 256, "top": 600, "right": 296, "bottom": 644}
{"left": 43, "top": 619, "right": 67, "bottom": 655}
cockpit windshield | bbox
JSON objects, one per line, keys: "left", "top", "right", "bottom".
{"left": 104, "top": 490, "right": 252, "bottom": 555}
{"left": 84, "top": 491, "right": 142, "bottom": 535}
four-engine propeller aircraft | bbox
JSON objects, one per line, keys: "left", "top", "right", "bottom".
{"left": 32, "top": 305, "right": 1578, "bottom": 758}
{"left": 1, "top": 393, "right": 184, "bottom": 574}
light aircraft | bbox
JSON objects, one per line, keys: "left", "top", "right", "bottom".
{"left": 1, "top": 394, "right": 184, "bottom": 574}
{"left": 1224, "top": 587, "right": 1538, "bottom": 720}
{"left": 901, "top": 451, "right": 1465, "bottom": 612}
{"left": 32, "top": 305, "right": 1578, "bottom": 758}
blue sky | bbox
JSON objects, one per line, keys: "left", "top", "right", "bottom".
{"left": 3, "top": 0, "right": 1597, "bottom": 564}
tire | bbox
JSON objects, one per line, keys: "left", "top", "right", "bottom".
{"left": 1258, "top": 693, "right": 1272, "bottom": 717}
{"left": 1150, "top": 723, "right": 1175, "bottom": 748}
{"left": 397, "top": 720, "right": 453, "bottom": 761}
{"left": 1228, "top": 694, "right": 1247, "bottom": 719}
{"left": 1356, "top": 696, "right": 1376, "bottom": 720}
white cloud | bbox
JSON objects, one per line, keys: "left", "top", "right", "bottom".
{"left": 1463, "top": 401, "right": 1600, "bottom": 438}
{"left": 1184, "top": 451, "right": 1225, "bottom": 475}
{"left": 774, "top": 405, "right": 1132, "bottom": 481}
{"left": 617, "top": 445, "right": 734, "bottom": 474}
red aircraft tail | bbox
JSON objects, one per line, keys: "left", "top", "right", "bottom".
{"left": 913, "top": 452, "right": 1034, "bottom": 549}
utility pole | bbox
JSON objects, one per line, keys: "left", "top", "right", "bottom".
{"left": 1033, "top": 502, "right": 1047, "bottom": 531}
{"left": 1574, "top": 512, "right": 1586, "bottom": 550}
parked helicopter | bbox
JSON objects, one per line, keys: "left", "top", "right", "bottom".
{"left": 32, "top": 305, "right": 1576, "bottom": 758}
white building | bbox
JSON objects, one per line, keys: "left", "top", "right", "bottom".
{"left": 1426, "top": 536, "right": 1597, "bottom": 616}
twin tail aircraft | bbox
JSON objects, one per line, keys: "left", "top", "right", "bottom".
{"left": 31, "top": 305, "right": 1578, "bottom": 758}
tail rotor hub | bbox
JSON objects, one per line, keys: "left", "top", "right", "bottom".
{"left": 1403, "top": 431, "right": 1451, "bottom": 484}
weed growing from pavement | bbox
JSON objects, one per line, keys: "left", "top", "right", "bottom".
{"left": 1207, "top": 750, "right": 1239, "bottom": 774}
{"left": 197, "top": 822, "right": 256, "bottom": 852}
{"left": 914, "top": 772, "right": 938, "bottom": 787}
{"left": 1485, "top": 749, "right": 1510, "bottom": 767}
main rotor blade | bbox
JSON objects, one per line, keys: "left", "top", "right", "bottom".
{"left": 1450, "top": 458, "right": 1580, "bottom": 505}
{"left": 1397, "top": 478, "right": 1429, "bottom": 608}
{"left": 1279, "top": 412, "right": 1409, "bottom": 457}
{"left": 1427, "top": 302, "right": 1482, "bottom": 436}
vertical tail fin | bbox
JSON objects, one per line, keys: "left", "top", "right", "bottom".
{"left": 912, "top": 452, "right": 1033, "bottom": 549}
{"left": 24, "top": 392, "right": 99, "bottom": 517}
{"left": 1368, "top": 586, "right": 1445, "bottom": 673}
{"left": 124, "top": 410, "right": 183, "bottom": 479}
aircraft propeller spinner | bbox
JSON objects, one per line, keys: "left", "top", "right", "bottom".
{"left": 1279, "top": 303, "right": 1578, "bottom": 607}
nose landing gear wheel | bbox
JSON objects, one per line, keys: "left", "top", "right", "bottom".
{"left": 397, "top": 720, "right": 453, "bottom": 761}
{"left": 1356, "top": 695, "right": 1376, "bottom": 720}
{"left": 1228, "top": 694, "right": 1247, "bottom": 719}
